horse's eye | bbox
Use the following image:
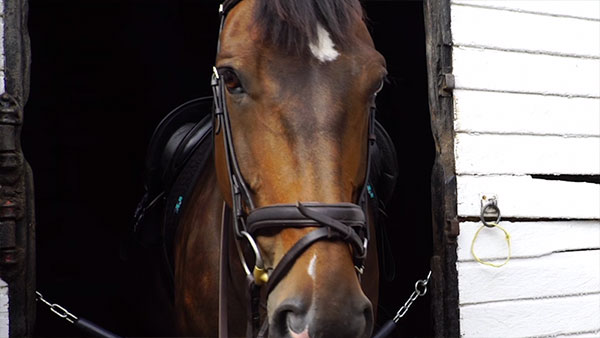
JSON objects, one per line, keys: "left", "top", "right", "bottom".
{"left": 220, "top": 69, "right": 244, "bottom": 94}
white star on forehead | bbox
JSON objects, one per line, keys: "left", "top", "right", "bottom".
{"left": 309, "top": 24, "right": 340, "bottom": 63}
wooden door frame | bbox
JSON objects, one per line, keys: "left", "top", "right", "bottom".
{"left": 0, "top": 0, "right": 35, "bottom": 336}
{"left": 423, "top": 0, "right": 460, "bottom": 336}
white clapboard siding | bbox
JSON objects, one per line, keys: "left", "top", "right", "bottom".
{"left": 457, "top": 221, "right": 600, "bottom": 261}
{"left": 453, "top": 47, "right": 600, "bottom": 98}
{"left": 451, "top": 1, "right": 600, "bottom": 337}
{"left": 451, "top": 0, "right": 600, "bottom": 21}
{"left": 460, "top": 293, "right": 600, "bottom": 338}
{"left": 556, "top": 332, "right": 600, "bottom": 338}
{"left": 454, "top": 133, "right": 600, "bottom": 175}
{"left": 458, "top": 250, "right": 600, "bottom": 304}
{"left": 0, "top": 279, "right": 8, "bottom": 338}
{"left": 456, "top": 175, "right": 600, "bottom": 219}
{"left": 453, "top": 90, "right": 600, "bottom": 137}
{"left": 451, "top": 5, "right": 600, "bottom": 58}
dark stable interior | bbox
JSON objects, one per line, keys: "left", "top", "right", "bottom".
{"left": 25, "top": 0, "right": 434, "bottom": 336}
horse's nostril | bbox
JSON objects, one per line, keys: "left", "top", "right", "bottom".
{"left": 273, "top": 301, "right": 308, "bottom": 337}
{"left": 286, "top": 310, "right": 307, "bottom": 334}
{"left": 273, "top": 296, "right": 373, "bottom": 337}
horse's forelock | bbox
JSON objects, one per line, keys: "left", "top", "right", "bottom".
{"left": 251, "top": 0, "right": 364, "bottom": 53}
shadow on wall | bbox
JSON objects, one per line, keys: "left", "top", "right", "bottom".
{"left": 24, "top": 0, "right": 433, "bottom": 336}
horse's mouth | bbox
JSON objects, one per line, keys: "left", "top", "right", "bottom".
{"left": 289, "top": 328, "right": 310, "bottom": 338}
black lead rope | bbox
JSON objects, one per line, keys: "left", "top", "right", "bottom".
{"left": 36, "top": 291, "right": 123, "bottom": 338}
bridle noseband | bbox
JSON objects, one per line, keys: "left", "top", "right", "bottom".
{"left": 212, "top": 1, "right": 376, "bottom": 336}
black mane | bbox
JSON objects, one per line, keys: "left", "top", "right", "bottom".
{"left": 225, "top": 0, "right": 364, "bottom": 53}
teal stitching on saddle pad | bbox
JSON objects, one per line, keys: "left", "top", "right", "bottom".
{"left": 175, "top": 196, "right": 183, "bottom": 214}
{"left": 367, "top": 184, "right": 375, "bottom": 199}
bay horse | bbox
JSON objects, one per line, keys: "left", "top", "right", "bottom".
{"left": 172, "top": 0, "right": 387, "bottom": 337}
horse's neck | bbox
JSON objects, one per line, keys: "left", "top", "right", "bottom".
{"left": 173, "top": 163, "right": 248, "bottom": 336}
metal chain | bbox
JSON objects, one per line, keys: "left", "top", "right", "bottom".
{"left": 393, "top": 270, "right": 432, "bottom": 322}
{"left": 37, "top": 270, "right": 432, "bottom": 331}
{"left": 36, "top": 291, "right": 78, "bottom": 324}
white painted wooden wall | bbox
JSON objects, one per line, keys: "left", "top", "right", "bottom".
{"left": 0, "top": 280, "right": 7, "bottom": 338}
{"left": 450, "top": 0, "right": 600, "bottom": 337}
{"left": 0, "top": 0, "right": 9, "bottom": 336}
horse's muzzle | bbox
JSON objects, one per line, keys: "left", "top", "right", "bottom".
{"left": 270, "top": 292, "right": 373, "bottom": 338}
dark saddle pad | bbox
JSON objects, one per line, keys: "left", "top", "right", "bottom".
{"left": 131, "top": 97, "right": 398, "bottom": 251}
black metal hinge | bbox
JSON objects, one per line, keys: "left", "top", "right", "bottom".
{"left": 438, "top": 73, "right": 454, "bottom": 97}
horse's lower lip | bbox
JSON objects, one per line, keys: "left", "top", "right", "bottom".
{"left": 289, "top": 328, "right": 310, "bottom": 338}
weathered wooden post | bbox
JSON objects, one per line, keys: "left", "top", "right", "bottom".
{"left": 0, "top": 0, "right": 35, "bottom": 336}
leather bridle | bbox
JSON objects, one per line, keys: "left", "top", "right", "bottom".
{"left": 211, "top": 2, "right": 376, "bottom": 336}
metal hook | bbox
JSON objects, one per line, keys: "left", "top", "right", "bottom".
{"left": 480, "top": 203, "right": 501, "bottom": 228}
{"left": 480, "top": 195, "right": 501, "bottom": 227}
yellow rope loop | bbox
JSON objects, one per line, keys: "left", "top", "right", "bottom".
{"left": 470, "top": 222, "right": 511, "bottom": 268}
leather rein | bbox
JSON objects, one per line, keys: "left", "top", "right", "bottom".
{"left": 211, "top": 2, "right": 377, "bottom": 336}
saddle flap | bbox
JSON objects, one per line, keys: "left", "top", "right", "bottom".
{"left": 132, "top": 97, "right": 214, "bottom": 247}
{"left": 371, "top": 120, "right": 399, "bottom": 206}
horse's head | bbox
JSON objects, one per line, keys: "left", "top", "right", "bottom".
{"left": 213, "top": 0, "right": 386, "bottom": 336}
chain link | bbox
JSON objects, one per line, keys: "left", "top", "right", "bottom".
{"left": 393, "top": 270, "right": 431, "bottom": 323}
{"left": 36, "top": 291, "right": 78, "bottom": 324}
